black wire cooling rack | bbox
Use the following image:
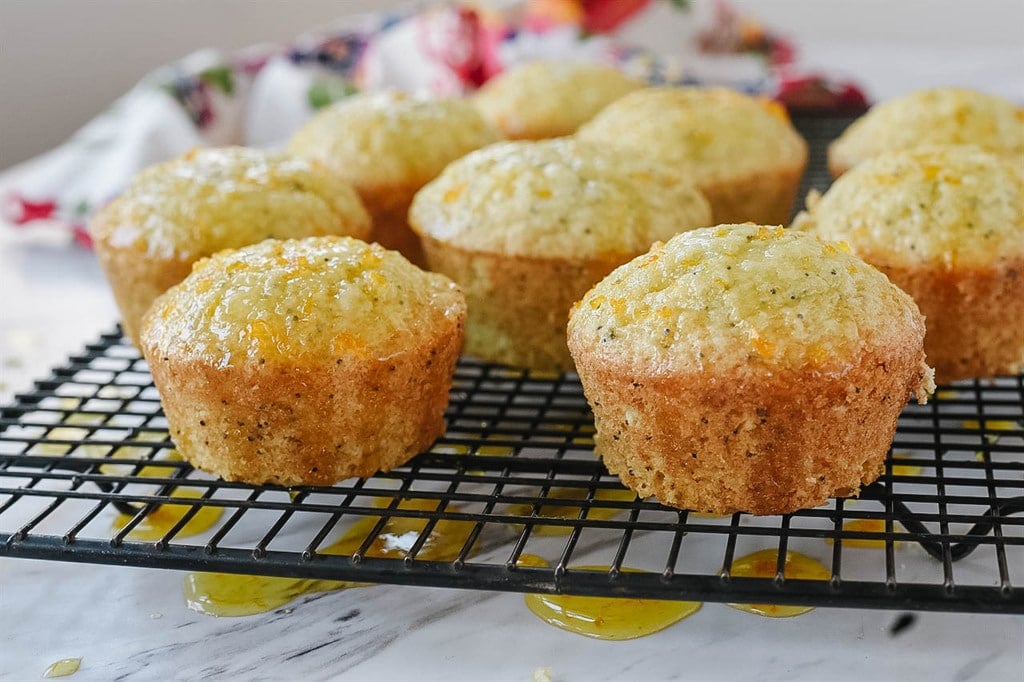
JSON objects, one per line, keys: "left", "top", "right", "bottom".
{"left": 1, "top": 117, "right": 1023, "bottom": 614}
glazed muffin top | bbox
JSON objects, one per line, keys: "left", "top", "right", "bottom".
{"left": 287, "top": 91, "right": 502, "bottom": 204}
{"left": 472, "top": 60, "right": 643, "bottom": 140}
{"left": 409, "top": 138, "right": 712, "bottom": 257}
{"left": 794, "top": 145, "right": 1024, "bottom": 269}
{"left": 569, "top": 224, "right": 931, "bottom": 388}
{"left": 828, "top": 88, "right": 1024, "bottom": 173}
{"left": 142, "top": 236, "right": 465, "bottom": 365}
{"left": 89, "top": 147, "right": 371, "bottom": 261}
{"left": 575, "top": 87, "right": 807, "bottom": 181}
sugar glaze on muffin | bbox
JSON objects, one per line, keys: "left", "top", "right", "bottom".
{"left": 795, "top": 144, "right": 1024, "bottom": 382}
{"left": 568, "top": 224, "right": 934, "bottom": 515}
{"left": 90, "top": 146, "right": 371, "bottom": 346}
{"left": 473, "top": 60, "right": 642, "bottom": 140}
{"left": 287, "top": 91, "right": 501, "bottom": 264}
{"left": 410, "top": 137, "right": 712, "bottom": 371}
{"left": 142, "top": 236, "right": 465, "bottom": 486}
{"left": 575, "top": 87, "right": 808, "bottom": 224}
{"left": 828, "top": 87, "right": 1024, "bottom": 176}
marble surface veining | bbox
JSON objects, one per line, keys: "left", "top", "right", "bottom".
{"left": 2, "top": 555, "right": 1022, "bottom": 681}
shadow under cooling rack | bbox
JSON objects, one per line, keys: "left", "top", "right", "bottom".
{"left": 2, "top": 117, "right": 1024, "bottom": 613}
{"left": 1, "top": 329, "right": 1022, "bottom": 614}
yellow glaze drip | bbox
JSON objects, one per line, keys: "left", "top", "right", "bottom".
{"left": 476, "top": 434, "right": 516, "bottom": 456}
{"left": 42, "top": 659, "right": 81, "bottom": 678}
{"left": 829, "top": 518, "right": 898, "bottom": 549}
{"left": 324, "top": 498, "right": 475, "bottom": 561}
{"left": 183, "top": 572, "right": 357, "bottom": 618}
{"left": 890, "top": 453, "right": 923, "bottom": 477}
{"left": 112, "top": 488, "right": 222, "bottom": 541}
{"left": 507, "top": 487, "right": 636, "bottom": 536}
{"left": 524, "top": 566, "right": 700, "bottom": 640}
{"left": 963, "top": 419, "right": 1019, "bottom": 433}
{"left": 100, "top": 448, "right": 184, "bottom": 478}
{"left": 515, "top": 554, "right": 551, "bottom": 568}
{"left": 184, "top": 499, "right": 474, "bottom": 616}
{"left": 726, "top": 549, "right": 830, "bottom": 618}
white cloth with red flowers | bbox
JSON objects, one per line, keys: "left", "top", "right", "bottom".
{"left": 0, "top": 1, "right": 861, "bottom": 245}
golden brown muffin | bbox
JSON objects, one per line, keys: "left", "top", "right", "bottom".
{"left": 89, "top": 147, "right": 371, "bottom": 348}
{"left": 141, "top": 236, "right": 466, "bottom": 486}
{"left": 287, "top": 91, "right": 502, "bottom": 265}
{"left": 828, "top": 87, "right": 1024, "bottom": 177}
{"left": 409, "top": 138, "right": 712, "bottom": 372}
{"left": 575, "top": 87, "right": 808, "bottom": 224}
{"left": 568, "top": 224, "right": 934, "bottom": 515}
{"left": 794, "top": 144, "right": 1024, "bottom": 383}
{"left": 473, "top": 60, "right": 643, "bottom": 140}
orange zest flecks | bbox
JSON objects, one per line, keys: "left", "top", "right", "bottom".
{"left": 806, "top": 343, "right": 830, "bottom": 366}
{"left": 331, "top": 331, "right": 369, "bottom": 357}
{"left": 247, "top": 319, "right": 288, "bottom": 358}
{"left": 750, "top": 332, "right": 776, "bottom": 359}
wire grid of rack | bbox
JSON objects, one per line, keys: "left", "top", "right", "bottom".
{"left": 1, "top": 117, "right": 1023, "bottom": 614}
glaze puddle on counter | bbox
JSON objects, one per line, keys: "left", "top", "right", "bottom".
{"left": 726, "top": 549, "right": 831, "bottom": 618}
{"left": 108, "top": 448, "right": 225, "bottom": 541}
{"left": 42, "top": 658, "right": 81, "bottom": 678}
{"left": 517, "top": 556, "right": 702, "bottom": 640}
{"left": 524, "top": 575, "right": 702, "bottom": 640}
{"left": 183, "top": 498, "right": 474, "bottom": 617}
{"left": 505, "top": 487, "right": 637, "bottom": 536}
{"left": 112, "top": 488, "right": 224, "bottom": 541}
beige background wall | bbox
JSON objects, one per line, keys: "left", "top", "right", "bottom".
{"left": 2, "top": 0, "right": 1021, "bottom": 169}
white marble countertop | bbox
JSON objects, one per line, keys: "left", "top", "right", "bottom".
{"left": 1, "top": 188, "right": 1022, "bottom": 682}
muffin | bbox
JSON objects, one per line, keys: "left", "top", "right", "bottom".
{"left": 287, "top": 91, "right": 502, "bottom": 265}
{"left": 828, "top": 87, "right": 1024, "bottom": 177}
{"left": 575, "top": 87, "right": 808, "bottom": 224}
{"left": 568, "top": 224, "right": 934, "bottom": 515}
{"left": 90, "top": 147, "right": 371, "bottom": 348}
{"left": 473, "top": 60, "right": 643, "bottom": 140}
{"left": 140, "top": 236, "right": 466, "bottom": 486}
{"left": 794, "top": 145, "right": 1024, "bottom": 383}
{"left": 409, "top": 138, "right": 712, "bottom": 372}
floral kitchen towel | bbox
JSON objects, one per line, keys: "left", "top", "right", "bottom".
{"left": 2, "top": 0, "right": 866, "bottom": 245}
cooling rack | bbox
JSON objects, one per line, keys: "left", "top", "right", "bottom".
{"left": 1, "top": 117, "right": 1022, "bottom": 614}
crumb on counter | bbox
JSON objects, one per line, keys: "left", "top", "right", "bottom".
{"left": 532, "top": 667, "right": 554, "bottom": 682}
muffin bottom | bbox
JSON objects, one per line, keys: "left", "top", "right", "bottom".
{"left": 570, "top": 343, "right": 931, "bottom": 515}
{"left": 148, "top": 326, "right": 463, "bottom": 486}
{"left": 699, "top": 160, "right": 807, "bottom": 225}
{"left": 422, "top": 236, "right": 621, "bottom": 372}
{"left": 879, "top": 260, "right": 1024, "bottom": 384}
